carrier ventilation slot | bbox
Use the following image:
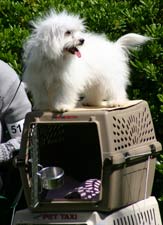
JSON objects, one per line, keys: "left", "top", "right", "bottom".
{"left": 113, "top": 208, "right": 157, "bottom": 225}
{"left": 112, "top": 106, "right": 155, "bottom": 151}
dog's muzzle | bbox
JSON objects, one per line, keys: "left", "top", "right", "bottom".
{"left": 78, "top": 38, "right": 84, "bottom": 45}
{"left": 65, "top": 39, "right": 84, "bottom": 58}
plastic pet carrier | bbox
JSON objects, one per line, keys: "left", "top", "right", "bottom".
{"left": 17, "top": 100, "right": 162, "bottom": 212}
{"left": 13, "top": 197, "right": 162, "bottom": 225}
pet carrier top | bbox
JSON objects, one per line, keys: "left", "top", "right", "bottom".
{"left": 17, "top": 100, "right": 162, "bottom": 212}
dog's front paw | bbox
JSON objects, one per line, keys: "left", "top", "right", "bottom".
{"left": 81, "top": 99, "right": 106, "bottom": 107}
{"left": 107, "top": 99, "right": 129, "bottom": 108}
{"left": 53, "top": 104, "right": 75, "bottom": 112}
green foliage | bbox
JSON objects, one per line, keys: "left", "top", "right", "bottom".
{"left": 0, "top": 0, "right": 163, "bottom": 216}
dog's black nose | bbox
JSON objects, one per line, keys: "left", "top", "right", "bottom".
{"left": 79, "top": 39, "right": 85, "bottom": 45}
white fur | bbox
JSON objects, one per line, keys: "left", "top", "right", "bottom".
{"left": 23, "top": 10, "right": 150, "bottom": 112}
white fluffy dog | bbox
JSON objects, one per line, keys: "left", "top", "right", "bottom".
{"left": 23, "top": 10, "right": 150, "bottom": 112}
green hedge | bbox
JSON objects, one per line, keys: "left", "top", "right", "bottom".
{"left": 0, "top": 0, "right": 163, "bottom": 216}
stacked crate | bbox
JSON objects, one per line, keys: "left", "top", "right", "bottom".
{"left": 17, "top": 100, "right": 161, "bottom": 212}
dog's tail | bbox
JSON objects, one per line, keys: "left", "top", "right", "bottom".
{"left": 117, "top": 33, "right": 151, "bottom": 49}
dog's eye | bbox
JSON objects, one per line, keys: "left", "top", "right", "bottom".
{"left": 65, "top": 30, "right": 71, "bottom": 35}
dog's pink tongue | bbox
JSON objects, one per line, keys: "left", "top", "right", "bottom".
{"left": 75, "top": 50, "right": 81, "bottom": 58}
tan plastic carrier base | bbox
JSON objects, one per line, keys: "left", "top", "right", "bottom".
{"left": 17, "top": 100, "right": 162, "bottom": 212}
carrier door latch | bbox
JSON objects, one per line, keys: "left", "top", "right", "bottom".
{"left": 13, "top": 156, "right": 25, "bottom": 168}
{"left": 150, "top": 144, "right": 156, "bottom": 154}
{"left": 123, "top": 144, "right": 157, "bottom": 161}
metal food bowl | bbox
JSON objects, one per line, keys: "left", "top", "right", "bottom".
{"left": 37, "top": 166, "right": 64, "bottom": 190}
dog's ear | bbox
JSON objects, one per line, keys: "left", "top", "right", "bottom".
{"left": 37, "top": 25, "right": 63, "bottom": 60}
